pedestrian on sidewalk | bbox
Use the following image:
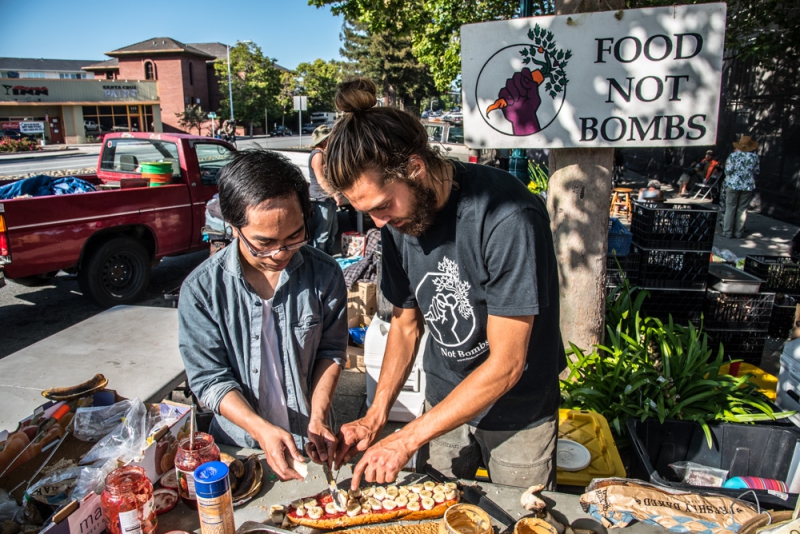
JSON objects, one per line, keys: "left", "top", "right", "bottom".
{"left": 307, "top": 125, "right": 342, "bottom": 255}
{"left": 723, "top": 135, "right": 760, "bottom": 239}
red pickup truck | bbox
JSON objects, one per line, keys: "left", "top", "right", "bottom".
{"left": 0, "top": 133, "right": 235, "bottom": 307}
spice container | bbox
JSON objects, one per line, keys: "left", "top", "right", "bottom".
{"left": 194, "top": 461, "right": 236, "bottom": 534}
{"left": 101, "top": 465, "right": 157, "bottom": 534}
{"left": 174, "top": 432, "right": 220, "bottom": 509}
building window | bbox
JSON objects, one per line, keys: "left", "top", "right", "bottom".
{"left": 106, "top": 71, "right": 115, "bottom": 80}
{"left": 189, "top": 62, "right": 193, "bottom": 86}
{"left": 23, "top": 72, "right": 45, "bottom": 78}
{"left": 59, "top": 73, "right": 88, "bottom": 79}
{"left": 144, "top": 61, "right": 154, "bottom": 80}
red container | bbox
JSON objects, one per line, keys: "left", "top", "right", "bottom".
{"left": 101, "top": 465, "right": 157, "bottom": 534}
{"left": 174, "top": 432, "right": 220, "bottom": 509}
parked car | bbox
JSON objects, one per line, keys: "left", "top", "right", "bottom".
{"left": 0, "top": 130, "right": 34, "bottom": 141}
{"left": 84, "top": 120, "right": 99, "bottom": 131}
{"left": 301, "top": 123, "right": 317, "bottom": 134}
{"left": 270, "top": 126, "right": 293, "bottom": 137}
{"left": 442, "top": 111, "right": 463, "bottom": 123}
{"left": 421, "top": 120, "right": 491, "bottom": 164}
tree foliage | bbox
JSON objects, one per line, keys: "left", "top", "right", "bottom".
{"left": 294, "top": 59, "right": 345, "bottom": 112}
{"left": 340, "top": 19, "right": 437, "bottom": 109}
{"left": 214, "top": 41, "right": 283, "bottom": 128}
{"left": 175, "top": 104, "right": 206, "bottom": 135}
{"left": 311, "top": 0, "right": 799, "bottom": 90}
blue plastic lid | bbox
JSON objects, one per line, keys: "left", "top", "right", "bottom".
{"left": 193, "top": 461, "right": 230, "bottom": 498}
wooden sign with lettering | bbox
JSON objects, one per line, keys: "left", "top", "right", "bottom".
{"left": 461, "top": 3, "right": 726, "bottom": 148}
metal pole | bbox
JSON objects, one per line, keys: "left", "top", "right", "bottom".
{"left": 299, "top": 109, "right": 302, "bottom": 146}
{"left": 227, "top": 44, "right": 234, "bottom": 123}
{"left": 520, "top": 0, "right": 534, "bottom": 17}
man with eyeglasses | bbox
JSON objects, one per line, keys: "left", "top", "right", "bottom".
{"left": 178, "top": 150, "right": 348, "bottom": 481}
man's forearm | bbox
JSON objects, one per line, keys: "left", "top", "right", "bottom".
{"left": 218, "top": 389, "right": 270, "bottom": 437}
{"left": 309, "top": 359, "right": 343, "bottom": 422}
{"left": 366, "top": 308, "right": 424, "bottom": 426}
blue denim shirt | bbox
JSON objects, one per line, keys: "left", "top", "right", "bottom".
{"left": 178, "top": 240, "right": 348, "bottom": 450}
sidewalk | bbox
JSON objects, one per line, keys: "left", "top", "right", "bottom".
{"left": 0, "top": 146, "right": 97, "bottom": 161}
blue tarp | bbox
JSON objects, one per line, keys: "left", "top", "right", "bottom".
{"left": 0, "top": 175, "right": 97, "bottom": 200}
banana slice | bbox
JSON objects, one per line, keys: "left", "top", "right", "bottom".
{"left": 295, "top": 505, "right": 306, "bottom": 517}
{"left": 373, "top": 486, "right": 387, "bottom": 501}
{"left": 308, "top": 506, "right": 324, "bottom": 520}
{"left": 421, "top": 497, "right": 435, "bottom": 510}
{"left": 432, "top": 491, "right": 446, "bottom": 504}
{"left": 407, "top": 491, "right": 420, "bottom": 502}
{"left": 362, "top": 486, "right": 375, "bottom": 497}
{"left": 423, "top": 481, "right": 436, "bottom": 491}
{"left": 444, "top": 482, "right": 458, "bottom": 491}
{"left": 434, "top": 484, "right": 446, "bottom": 494}
{"left": 383, "top": 498, "right": 397, "bottom": 510}
{"left": 359, "top": 496, "right": 368, "bottom": 505}
{"left": 291, "top": 499, "right": 305, "bottom": 509}
{"left": 386, "top": 485, "right": 399, "bottom": 497}
{"left": 304, "top": 498, "right": 318, "bottom": 508}
{"left": 349, "top": 488, "right": 362, "bottom": 499}
{"left": 410, "top": 483, "right": 423, "bottom": 493}
{"left": 398, "top": 486, "right": 410, "bottom": 496}
{"left": 347, "top": 502, "right": 362, "bottom": 517}
{"left": 445, "top": 488, "right": 457, "bottom": 500}
{"left": 270, "top": 505, "right": 285, "bottom": 524}
{"left": 369, "top": 497, "right": 383, "bottom": 511}
{"left": 407, "top": 500, "right": 421, "bottom": 511}
{"left": 395, "top": 495, "right": 409, "bottom": 507}
{"left": 420, "top": 490, "right": 433, "bottom": 499}
{"left": 325, "top": 502, "right": 338, "bottom": 515}
{"left": 361, "top": 504, "right": 371, "bottom": 514}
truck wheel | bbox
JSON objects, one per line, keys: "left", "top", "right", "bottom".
{"left": 78, "top": 237, "right": 151, "bottom": 308}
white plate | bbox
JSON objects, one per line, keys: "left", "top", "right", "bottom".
{"left": 557, "top": 439, "right": 592, "bottom": 471}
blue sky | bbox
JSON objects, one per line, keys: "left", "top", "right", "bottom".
{"left": 0, "top": 0, "right": 345, "bottom": 70}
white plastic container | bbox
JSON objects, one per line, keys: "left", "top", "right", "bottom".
{"left": 364, "top": 316, "right": 427, "bottom": 422}
{"left": 776, "top": 338, "right": 800, "bottom": 427}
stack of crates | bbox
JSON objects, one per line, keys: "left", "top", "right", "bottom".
{"left": 628, "top": 201, "right": 718, "bottom": 325}
{"left": 704, "top": 290, "right": 775, "bottom": 364}
{"left": 744, "top": 256, "right": 800, "bottom": 340}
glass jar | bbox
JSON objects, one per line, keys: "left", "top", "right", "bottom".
{"left": 439, "top": 504, "right": 492, "bottom": 534}
{"left": 100, "top": 465, "right": 157, "bottom": 534}
{"left": 174, "top": 432, "right": 220, "bottom": 509}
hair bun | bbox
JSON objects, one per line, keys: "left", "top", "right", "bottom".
{"left": 336, "top": 78, "right": 377, "bottom": 112}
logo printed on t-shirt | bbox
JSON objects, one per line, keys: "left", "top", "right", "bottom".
{"left": 417, "top": 257, "right": 476, "bottom": 348}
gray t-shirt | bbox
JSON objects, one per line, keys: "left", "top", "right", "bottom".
{"left": 381, "top": 162, "right": 565, "bottom": 430}
{"left": 308, "top": 148, "right": 332, "bottom": 201}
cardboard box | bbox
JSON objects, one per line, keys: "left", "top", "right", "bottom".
{"left": 341, "top": 231, "right": 367, "bottom": 257}
{"left": 346, "top": 344, "right": 366, "bottom": 372}
{"left": 1, "top": 391, "right": 192, "bottom": 534}
{"left": 347, "top": 281, "right": 376, "bottom": 328}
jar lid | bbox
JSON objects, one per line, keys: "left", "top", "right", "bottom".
{"left": 556, "top": 439, "right": 592, "bottom": 471}
{"left": 194, "top": 461, "right": 230, "bottom": 498}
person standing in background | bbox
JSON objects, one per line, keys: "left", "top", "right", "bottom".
{"left": 723, "top": 136, "right": 760, "bottom": 239}
{"left": 308, "top": 125, "right": 341, "bottom": 255}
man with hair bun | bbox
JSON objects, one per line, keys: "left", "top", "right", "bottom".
{"left": 328, "top": 78, "right": 565, "bottom": 489}
{"left": 178, "top": 150, "right": 348, "bottom": 481}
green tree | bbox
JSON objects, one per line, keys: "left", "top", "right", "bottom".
{"left": 339, "top": 19, "right": 437, "bottom": 110}
{"left": 311, "top": 0, "right": 799, "bottom": 90}
{"left": 215, "top": 41, "right": 283, "bottom": 131}
{"left": 175, "top": 104, "right": 206, "bottom": 135}
{"left": 294, "top": 59, "right": 345, "bottom": 113}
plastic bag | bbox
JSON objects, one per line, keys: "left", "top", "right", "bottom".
{"left": 670, "top": 461, "right": 729, "bottom": 487}
{"left": 74, "top": 399, "right": 136, "bottom": 442}
{"left": 0, "top": 488, "right": 24, "bottom": 524}
{"left": 25, "top": 467, "right": 84, "bottom": 506}
{"left": 80, "top": 398, "right": 148, "bottom": 466}
{"left": 72, "top": 460, "right": 116, "bottom": 500}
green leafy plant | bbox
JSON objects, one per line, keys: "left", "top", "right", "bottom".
{"left": 527, "top": 161, "right": 549, "bottom": 195}
{"left": 561, "top": 280, "right": 794, "bottom": 446}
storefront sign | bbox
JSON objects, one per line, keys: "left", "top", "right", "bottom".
{"left": 20, "top": 122, "right": 45, "bottom": 134}
{"left": 0, "top": 80, "right": 158, "bottom": 103}
{"left": 461, "top": 3, "right": 727, "bottom": 148}
{"left": 102, "top": 85, "right": 138, "bottom": 98}
{"left": 1, "top": 121, "right": 20, "bottom": 130}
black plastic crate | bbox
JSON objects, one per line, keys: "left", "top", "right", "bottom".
{"left": 703, "top": 290, "right": 776, "bottom": 330}
{"left": 706, "top": 329, "right": 767, "bottom": 364}
{"left": 634, "top": 244, "right": 710, "bottom": 290}
{"left": 606, "top": 252, "right": 639, "bottom": 287}
{"left": 627, "top": 418, "right": 799, "bottom": 509}
{"left": 769, "top": 296, "right": 799, "bottom": 338}
{"left": 639, "top": 288, "right": 705, "bottom": 325}
{"left": 744, "top": 256, "right": 800, "bottom": 294}
{"left": 631, "top": 201, "right": 718, "bottom": 251}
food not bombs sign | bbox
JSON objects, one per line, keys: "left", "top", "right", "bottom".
{"left": 461, "top": 3, "right": 726, "bottom": 148}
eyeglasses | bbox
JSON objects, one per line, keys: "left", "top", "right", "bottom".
{"left": 237, "top": 226, "right": 309, "bottom": 258}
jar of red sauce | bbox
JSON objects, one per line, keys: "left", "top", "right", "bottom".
{"left": 100, "top": 465, "right": 157, "bottom": 534}
{"left": 174, "top": 432, "right": 220, "bottom": 509}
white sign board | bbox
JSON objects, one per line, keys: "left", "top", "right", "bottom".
{"left": 293, "top": 95, "right": 308, "bottom": 111}
{"left": 461, "top": 3, "right": 726, "bottom": 148}
{"left": 19, "top": 121, "right": 45, "bottom": 134}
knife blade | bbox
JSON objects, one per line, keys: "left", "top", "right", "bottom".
{"left": 423, "top": 464, "right": 516, "bottom": 530}
{"left": 321, "top": 461, "right": 346, "bottom": 510}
